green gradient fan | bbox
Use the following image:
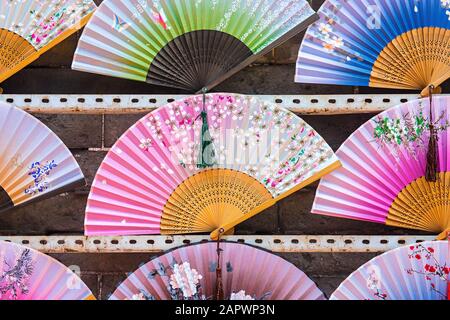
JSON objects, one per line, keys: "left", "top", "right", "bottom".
{"left": 72, "top": 0, "right": 317, "bottom": 92}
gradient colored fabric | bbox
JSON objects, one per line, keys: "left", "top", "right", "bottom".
{"left": 295, "top": 0, "right": 450, "bottom": 92}
{"left": 313, "top": 96, "right": 450, "bottom": 235}
{"left": 72, "top": 0, "right": 316, "bottom": 91}
{"left": 331, "top": 241, "right": 449, "bottom": 300}
{"left": 85, "top": 93, "right": 339, "bottom": 236}
{"left": 110, "top": 241, "right": 325, "bottom": 300}
{"left": 0, "top": 102, "right": 85, "bottom": 213}
{"left": 0, "top": 241, "right": 94, "bottom": 300}
{"left": 0, "top": 0, "right": 96, "bottom": 83}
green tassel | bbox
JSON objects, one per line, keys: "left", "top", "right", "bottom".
{"left": 197, "top": 110, "right": 216, "bottom": 168}
{"left": 197, "top": 89, "right": 216, "bottom": 168}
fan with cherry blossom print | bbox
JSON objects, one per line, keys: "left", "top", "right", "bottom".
{"left": 109, "top": 242, "right": 325, "bottom": 300}
{"left": 331, "top": 240, "right": 449, "bottom": 300}
{"left": 84, "top": 93, "right": 340, "bottom": 238}
{"left": 0, "top": 0, "right": 96, "bottom": 84}
{"left": 0, "top": 241, "right": 94, "bottom": 300}
{"left": 72, "top": 0, "right": 317, "bottom": 92}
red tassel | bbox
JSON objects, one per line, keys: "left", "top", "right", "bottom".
{"left": 425, "top": 85, "right": 438, "bottom": 182}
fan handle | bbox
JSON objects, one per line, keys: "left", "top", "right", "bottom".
{"left": 420, "top": 83, "right": 443, "bottom": 97}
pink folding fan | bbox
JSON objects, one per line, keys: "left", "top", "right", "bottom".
{"left": 0, "top": 241, "right": 94, "bottom": 300}
{"left": 313, "top": 95, "right": 450, "bottom": 238}
{"left": 331, "top": 240, "right": 449, "bottom": 300}
{"left": 85, "top": 93, "right": 340, "bottom": 237}
{"left": 0, "top": 102, "right": 85, "bottom": 213}
{"left": 109, "top": 241, "right": 325, "bottom": 300}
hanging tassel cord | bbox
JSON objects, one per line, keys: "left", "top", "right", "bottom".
{"left": 214, "top": 229, "right": 224, "bottom": 300}
{"left": 197, "top": 87, "right": 216, "bottom": 169}
{"left": 425, "top": 85, "right": 438, "bottom": 182}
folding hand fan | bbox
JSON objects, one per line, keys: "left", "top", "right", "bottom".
{"left": 109, "top": 242, "right": 325, "bottom": 300}
{"left": 0, "top": 241, "right": 94, "bottom": 300}
{"left": 85, "top": 93, "right": 340, "bottom": 237}
{"left": 330, "top": 240, "right": 449, "bottom": 300}
{"left": 0, "top": 102, "right": 85, "bottom": 213}
{"left": 72, "top": 0, "right": 317, "bottom": 92}
{"left": 312, "top": 96, "right": 450, "bottom": 238}
{"left": 295, "top": 0, "right": 450, "bottom": 96}
{"left": 0, "top": 0, "right": 96, "bottom": 83}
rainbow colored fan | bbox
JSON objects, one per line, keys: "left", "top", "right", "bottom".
{"left": 295, "top": 0, "right": 450, "bottom": 96}
{"left": 0, "top": 241, "right": 94, "bottom": 300}
{"left": 0, "top": 0, "right": 96, "bottom": 83}
{"left": 331, "top": 240, "right": 449, "bottom": 300}
{"left": 85, "top": 93, "right": 340, "bottom": 237}
{"left": 0, "top": 102, "right": 85, "bottom": 213}
{"left": 110, "top": 242, "right": 325, "bottom": 300}
{"left": 313, "top": 96, "right": 450, "bottom": 238}
{"left": 72, "top": 0, "right": 317, "bottom": 92}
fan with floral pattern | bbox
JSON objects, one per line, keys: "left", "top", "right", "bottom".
{"left": 313, "top": 96, "right": 450, "bottom": 238}
{"left": 295, "top": 0, "right": 450, "bottom": 96}
{"left": 331, "top": 241, "right": 449, "bottom": 300}
{"left": 110, "top": 241, "right": 325, "bottom": 300}
{"left": 85, "top": 93, "right": 340, "bottom": 238}
{"left": 72, "top": 0, "right": 317, "bottom": 92}
{"left": 0, "top": 0, "right": 96, "bottom": 83}
{"left": 0, "top": 101, "right": 85, "bottom": 213}
{"left": 0, "top": 240, "right": 94, "bottom": 300}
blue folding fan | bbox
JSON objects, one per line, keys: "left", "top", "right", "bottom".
{"left": 295, "top": 0, "right": 450, "bottom": 95}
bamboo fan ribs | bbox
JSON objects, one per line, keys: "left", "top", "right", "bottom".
{"left": 72, "top": 0, "right": 317, "bottom": 92}
{"left": 313, "top": 96, "right": 450, "bottom": 238}
{"left": 109, "top": 242, "right": 325, "bottom": 300}
{"left": 0, "top": 241, "right": 94, "bottom": 300}
{"left": 0, "top": 102, "right": 85, "bottom": 213}
{"left": 295, "top": 0, "right": 450, "bottom": 96}
{"left": 0, "top": 0, "right": 96, "bottom": 83}
{"left": 331, "top": 241, "right": 449, "bottom": 300}
{"left": 85, "top": 93, "right": 340, "bottom": 237}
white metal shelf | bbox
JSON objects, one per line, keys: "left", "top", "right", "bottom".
{"left": 0, "top": 235, "right": 436, "bottom": 253}
{"left": 0, "top": 94, "right": 441, "bottom": 114}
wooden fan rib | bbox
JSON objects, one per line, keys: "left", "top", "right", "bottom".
{"left": 370, "top": 27, "right": 450, "bottom": 90}
{"left": 146, "top": 28, "right": 201, "bottom": 90}
{"left": 87, "top": 93, "right": 339, "bottom": 236}
{"left": 110, "top": 242, "right": 324, "bottom": 300}
{"left": 0, "top": 29, "right": 35, "bottom": 70}
{"left": 6, "top": 136, "right": 79, "bottom": 200}
{"left": 0, "top": 104, "right": 84, "bottom": 210}
{"left": 211, "top": 160, "right": 341, "bottom": 239}
{"left": 160, "top": 169, "right": 272, "bottom": 234}
{"left": 210, "top": 30, "right": 257, "bottom": 84}
{"left": 331, "top": 241, "right": 448, "bottom": 300}
{"left": 204, "top": 12, "right": 317, "bottom": 92}
{"left": 147, "top": 30, "right": 254, "bottom": 92}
